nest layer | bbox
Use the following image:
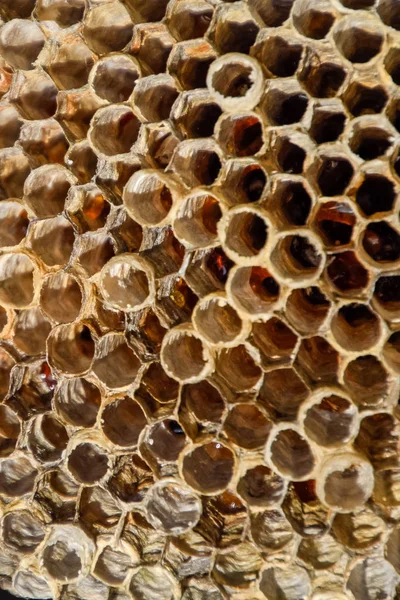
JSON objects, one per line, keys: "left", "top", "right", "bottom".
{"left": 0, "top": 0, "right": 400, "bottom": 599}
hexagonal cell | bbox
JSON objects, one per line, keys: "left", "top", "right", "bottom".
{"left": 313, "top": 201, "right": 356, "bottom": 249}
{"left": 295, "top": 336, "right": 339, "bottom": 386}
{"left": 216, "top": 112, "right": 264, "bottom": 158}
{"left": 260, "top": 566, "right": 311, "bottom": 600}
{"left": 0, "top": 105, "right": 23, "bottom": 149}
{"left": 124, "top": 169, "right": 178, "bottom": 227}
{"left": 173, "top": 192, "right": 222, "bottom": 249}
{"left": 101, "top": 397, "right": 147, "bottom": 447}
{"left": 374, "top": 274, "right": 400, "bottom": 320}
{"left": 168, "top": 139, "right": 223, "bottom": 188}
{"left": 28, "top": 216, "right": 75, "bottom": 267}
{"left": 266, "top": 427, "right": 316, "bottom": 480}
{"left": 181, "top": 379, "right": 225, "bottom": 424}
{"left": 262, "top": 80, "right": 309, "bottom": 126}
{"left": 94, "top": 543, "right": 137, "bottom": 586}
{"left": 283, "top": 479, "right": 330, "bottom": 537}
{"left": 259, "top": 366, "right": 309, "bottom": 421}
{"left": 212, "top": 541, "right": 262, "bottom": 588}
{"left": 13, "top": 307, "right": 51, "bottom": 356}
{"left": 108, "top": 453, "right": 153, "bottom": 504}
{"left": 193, "top": 294, "right": 244, "bottom": 346}
{"left": 146, "top": 479, "right": 202, "bottom": 535}
{"left": 356, "top": 413, "right": 400, "bottom": 471}
{"left": 166, "top": 0, "right": 214, "bottom": 41}
{"left": 219, "top": 159, "right": 268, "bottom": 205}
{"left": 40, "top": 271, "right": 82, "bottom": 324}
{"left": 132, "top": 74, "right": 178, "bottom": 123}
{"left": 0, "top": 454, "right": 38, "bottom": 497}
{"left": 362, "top": 222, "right": 400, "bottom": 265}
{"left": 0, "top": 201, "right": 29, "bottom": 248}
{"left": 346, "top": 558, "right": 398, "bottom": 600}
{"left": 145, "top": 418, "right": 186, "bottom": 462}
{"left": 99, "top": 255, "right": 154, "bottom": 313}
{"left": 272, "top": 135, "right": 307, "bottom": 174}
{"left": 54, "top": 377, "right": 101, "bottom": 427}
{"left": 9, "top": 70, "right": 57, "bottom": 121}
{"left": 89, "top": 105, "right": 141, "bottom": 157}
{"left": 238, "top": 465, "right": 286, "bottom": 507}
{"left": 0, "top": 19, "right": 45, "bottom": 71}
{"left": 168, "top": 39, "right": 216, "bottom": 90}
{"left": 73, "top": 231, "right": 116, "bottom": 277}
{"left": 309, "top": 100, "right": 347, "bottom": 144}
{"left": 292, "top": 0, "right": 335, "bottom": 39}
{"left": 93, "top": 333, "right": 141, "bottom": 389}
{"left": 314, "top": 152, "right": 354, "bottom": 197}
{"left": 130, "top": 23, "right": 174, "bottom": 75}
{"left": 302, "top": 393, "right": 358, "bottom": 448}
{"left": 67, "top": 441, "right": 110, "bottom": 485}
{"left": 13, "top": 570, "right": 53, "bottom": 600}
{"left": 19, "top": 119, "right": 69, "bottom": 167}
{"left": 216, "top": 344, "right": 262, "bottom": 392}
{"left": 317, "top": 453, "right": 374, "bottom": 512}
{"left": 2, "top": 509, "right": 45, "bottom": 554}
{"left": 129, "top": 565, "right": 180, "bottom": 600}
{"left": 65, "top": 141, "right": 97, "bottom": 184}
{"left": 221, "top": 208, "right": 268, "bottom": 259}
{"left": 334, "top": 15, "right": 384, "bottom": 64}
{"left": 47, "top": 322, "right": 95, "bottom": 375}
{"left": 223, "top": 403, "right": 271, "bottom": 450}
{"left": 298, "top": 49, "right": 346, "bottom": 99}
{"left": 331, "top": 303, "right": 381, "bottom": 352}
{"left": 170, "top": 89, "right": 222, "bottom": 139}
{"left": 251, "top": 317, "right": 298, "bottom": 367}
{"left": 207, "top": 53, "right": 263, "bottom": 112}
{"left": 248, "top": 0, "right": 295, "bottom": 27}
{"left": 41, "top": 524, "right": 94, "bottom": 583}
{"left": 349, "top": 118, "right": 394, "bottom": 160}
{"left": 0, "top": 252, "right": 37, "bottom": 309}
{"left": 250, "top": 508, "right": 293, "bottom": 552}
{"left": 286, "top": 286, "right": 331, "bottom": 335}
{"left": 271, "top": 233, "right": 323, "bottom": 282}
{"left": 252, "top": 30, "right": 302, "bottom": 77}
{"left": 182, "top": 441, "right": 235, "bottom": 494}
{"left": 383, "top": 331, "right": 400, "bottom": 373}
{"left": 82, "top": 2, "right": 133, "bottom": 54}
{"left": 325, "top": 251, "right": 369, "bottom": 295}
{"left": 269, "top": 178, "right": 312, "bottom": 227}
{"left": 0, "top": 0, "right": 36, "bottom": 19}
{"left": 0, "top": 405, "right": 20, "bottom": 458}
{"left": 161, "top": 326, "right": 213, "bottom": 383}
{"left": 65, "top": 184, "right": 110, "bottom": 233}
{"left": 344, "top": 80, "right": 388, "bottom": 117}
{"left": 355, "top": 173, "right": 395, "bottom": 217}
{"left": 344, "top": 354, "right": 390, "bottom": 409}
{"left": 27, "top": 412, "right": 69, "bottom": 463}
{"left": 377, "top": 0, "right": 400, "bottom": 30}
{"left": 0, "top": 148, "right": 31, "bottom": 200}
{"left": 208, "top": 2, "right": 260, "bottom": 55}
{"left": 56, "top": 88, "right": 106, "bottom": 142}
{"left": 297, "top": 534, "right": 342, "bottom": 570}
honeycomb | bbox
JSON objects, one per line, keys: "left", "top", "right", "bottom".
{"left": 0, "top": 0, "right": 400, "bottom": 599}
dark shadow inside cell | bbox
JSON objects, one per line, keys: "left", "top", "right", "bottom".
{"left": 362, "top": 222, "right": 400, "bottom": 262}
{"left": 356, "top": 175, "right": 394, "bottom": 216}
{"left": 310, "top": 111, "right": 346, "bottom": 144}
{"left": 317, "top": 157, "right": 354, "bottom": 196}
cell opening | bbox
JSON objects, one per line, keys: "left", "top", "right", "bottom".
{"left": 335, "top": 26, "right": 383, "bottom": 63}
{"left": 218, "top": 114, "right": 263, "bottom": 157}
{"left": 101, "top": 397, "right": 147, "bottom": 447}
{"left": 99, "top": 256, "right": 152, "bottom": 312}
{"left": 344, "top": 355, "right": 389, "bottom": 408}
{"left": 350, "top": 126, "right": 392, "bottom": 160}
{"left": 55, "top": 378, "right": 101, "bottom": 428}
{"left": 193, "top": 295, "right": 243, "bottom": 345}
{"left": 344, "top": 82, "right": 388, "bottom": 116}
{"left": 174, "top": 193, "right": 222, "bottom": 248}
{"left": 276, "top": 139, "right": 306, "bottom": 174}
{"left": 362, "top": 222, "right": 400, "bottom": 263}
{"left": 89, "top": 106, "right": 140, "bottom": 156}
{"left": 67, "top": 442, "right": 109, "bottom": 484}
{"left": 93, "top": 334, "right": 140, "bottom": 389}
{"left": 316, "top": 156, "right": 354, "bottom": 196}
{"left": 161, "top": 328, "right": 212, "bottom": 382}
{"left": 326, "top": 251, "right": 369, "bottom": 294}
{"left": 258, "top": 36, "right": 302, "bottom": 77}
{"left": 272, "top": 234, "right": 322, "bottom": 280}
{"left": 309, "top": 107, "right": 346, "bottom": 144}
{"left": 182, "top": 441, "right": 234, "bottom": 494}
{"left": 304, "top": 395, "right": 357, "bottom": 447}
{"left": 264, "top": 88, "right": 308, "bottom": 126}
{"left": 383, "top": 331, "right": 400, "bottom": 373}
{"left": 216, "top": 344, "right": 262, "bottom": 392}
{"left": 124, "top": 170, "right": 175, "bottom": 226}
{"left": 273, "top": 180, "right": 312, "bottom": 226}
{"left": 314, "top": 201, "right": 355, "bottom": 247}
{"left": 356, "top": 175, "right": 395, "bottom": 216}
{"left": 229, "top": 265, "right": 280, "bottom": 315}
{"left": 47, "top": 323, "right": 95, "bottom": 375}
{"left": 377, "top": 0, "right": 400, "bottom": 30}
{"left": 224, "top": 211, "right": 268, "bottom": 258}
{"left": 331, "top": 303, "right": 381, "bottom": 352}
{"left": 269, "top": 428, "right": 315, "bottom": 480}
{"left": 40, "top": 272, "right": 82, "bottom": 324}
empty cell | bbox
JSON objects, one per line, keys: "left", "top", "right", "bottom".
{"left": 219, "top": 159, "right": 268, "bottom": 205}
{"left": 193, "top": 294, "right": 244, "bottom": 345}
{"left": 270, "top": 179, "right": 312, "bottom": 227}
{"left": 251, "top": 508, "right": 293, "bottom": 552}
{"left": 298, "top": 51, "right": 346, "bottom": 98}
{"left": 259, "top": 367, "right": 309, "bottom": 421}
{"left": 27, "top": 413, "right": 68, "bottom": 463}
{"left": 83, "top": 2, "right": 133, "bottom": 54}
{"left": 168, "top": 39, "right": 216, "bottom": 90}
{"left": 349, "top": 121, "right": 393, "bottom": 160}
{"left": 167, "top": 139, "right": 223, "bottom": 188}
{"left": 238, "top": 465, "right": 286, "bottom": 507}
{"left": 260, "top": 565, "right": 311, "bottom": 600}
{"left": 93, "top": 333, "right": 141, "bottom": 389}
{"left": 35, "top": 0, "right": 85, "bottom": 26}
{"left": 0, "top": 201, "right": 29, "bottom": 248}
{"left": 181, "top": 379, "right": 225, "bottom": 423}
{"left": 132, "top": 74, "right": 179, "bottom": 123}
{"left": 344, "top": 81, "right": 388, "bottom": 116}
{"left": 216, "top": 344, "right": 262, "bottom": 392}
{"left": 309, "top": 101, "right": 346, "bottom": 144}
{"left": 182, "top": 441, "right": 235, "bottom": 494}
{"left": 173, "top": 192, "right": 222, "bottom": 248}
{"left": 251, "top": 317, "right": 298, "bottom": 366}
{"left": 331, "top": 303, "right": 382, "bottom": 352}
{"left": 0, "top": 20, "right": 45, "bottom": 71}
{"left": 161, "top": 326, "right": 213, "bottom": 383}
{"left": 293, "top": 0, "right": 335, "bottom": 39}
{"left": 283, "top": 479, "right": 330, "bottom": 537}
{"left": 145, "top": 418, "right": 186, "bottom": 461}
{"left": 74, "top": 232, "right": 116, "bottom": 277}
{"left": 13, "top": 307, "right": 51, "bottom": 356}
{"left": 54, "top": 378, "right": 101, "bottom": 427}
{"left": 171, "top": 89, "right": 222, "bottom": 138}
{"left": 68, "top": 441, "right": 109, "bottom": 485}
{"left": 317, "top": 453, "right": 374, "bottom": 512}
{"left": 40, "top": 271, "right": 82, "bottom": 324}
{"left": 248, "top": 0, "right": 295, "bottom": 27}
{"left": 0, "top": 253, "right": 37, "bottom": 309}
{"left": 65, "top": 185, "right": 110, "bottom": 234}
{"left": 47, "top": 322, "right": 95, "bottom": 375}
{"left": 377, "top": 0, "right": 400, "bottom": 30}
{"left": 316, "top": 155, "right": 354, "bottom": 196}
{"left": 222, "top": 209, "right": 268, "bottom": 258}
{"left": 362, "top": 222, "right": 400, "bottom": 263}
{"left": 24, "top": 164, "right": 74, "bottom": 219}
{"left": 253, "top": 32, "right": 302, "bottom": 77}
{"left": 65, "top": 141, "right": 97, "bottom": 184}
{"left": 286, "top": 286, "right": 331, "bottom": 335}
{"left": 356, "top": 174, "right": 395, "bottom": 216}
{"left": 207, "top": 54, "right": 263, "bottom": 111}
{"left": 28, "top": 216, "right": 75, "bottom": 267}
{"left": 314, "top": 201, "right": 356, "bottom": 248}
{"left": 383, "top": 331, "right": 400, "bottom": 373}
{"left": 208, "top": 3, "right": 260, "bottom": 55}
{"left": 0, "top": 148, "right": 31, "bottom": 200}
{"left": 262, "top": 82, "right": 309, "bottom": 126}
{"left": 334, "top": 17, "right": 383, "bottom": 64}
{"left": 344, "top": 355, "right": 390, "bottom": 409}
{"left": 223, "top": 403, "right": 271, "bottom": 449}
{"left": 302, "top": 393, "right": 358, "bottom": 447}
{"left": 99, "top": 255, "right": 153, "bottom": 312}
{"left": 274, "top": 137, "right": 306, "bottom": 174}
{"left": 295, "top": 336, "right": 339, "bottom": 385}
{"left": 217, "top": 113, "right": 264, "bottom": 158}
{"left": 326, "top": 251, "right": 369, "bottom": 295}
{"left": 2, "top": 510, "right": 45, "bottom": 554}
{"left": 130, "top": 23, "right": 174, "bottom": 75}
{"left": 0, "top": 405, "right": 20, "bottom": 458}
{"left": 101, "top": 397, "right": 147, "bottom": 447}
{"left": 0, "top": 105, "right": 23, "bottom": 149}
{"left": 267, "top": 427, "right": 316, "bottom": 480}
{"left": 129, "top": 566, "right": 179, "bottom": 600}
{"left": 94, "top": 543, "right": 136, "bottom": 586}
{"left": 374, "top": 275, "right": 400, "bottom": 319}
{"left": 166, "top": 0, "right": 214, "bottom": 41}
{"left": 89, "top": 106, "right": 141, "bottom": 157}
{"left": 271, "top": 234, "right": 323, "bottom": 281}
{"left": 0, "top": 454, "right": 38, "bottom": 497}
{"left": 228, "top": 265, "right": 280, "bottom": 316}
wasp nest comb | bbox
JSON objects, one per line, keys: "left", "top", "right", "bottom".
{"left": 0, "top": 0, "right": 400, "bottom": 599}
